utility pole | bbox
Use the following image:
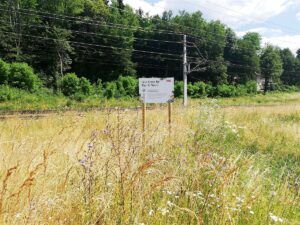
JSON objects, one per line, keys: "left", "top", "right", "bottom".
{"left": 183, "top": 34, "right": 188, "bottom": 107}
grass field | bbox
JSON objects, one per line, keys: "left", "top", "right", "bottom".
{"left": 0, "top": 93, "right": 299, "bottom": 224}
{"left": 1, "top": 91, "right": 300, "bottom": 112}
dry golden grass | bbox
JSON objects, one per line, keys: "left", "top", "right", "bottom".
{"left": 0, "top": 99, "right": 299, "bottom": 224}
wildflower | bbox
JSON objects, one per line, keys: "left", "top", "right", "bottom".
{"left": 175, "top": 195, "right": 179, "bottom": 199}
{"left": 166, "top": 190, "right": 173, "bottom": 195}
{"left": 269, "top": 213, "right": 284, "bottom": 223}
{"left": 209, "top": 194, "right": 215, "bottom": 198}
{"left": 79, "top": 157, "right": 88, "bottom": 167}
{"left": 139, "top": 223, "right": 145, "bottom": 225}
{"left": 88, "top": 143, "right": 93, "bottom": 150}
{"left": 236, "top": 197, "right": 244, "bottom": 203}
{"left": 160, "top": 208, "right": 169, "bottom": 216}
{"left": 167, "top": 201, "right": 174, "bottom": 207}
{"left": 148, "top": 209, "right": 154, "bottom": 216}
{"left": 103, "top": 129, "right": 109, "bottom": 135}
{"left": 271, "top": 191, "right": 277, "bottom": 197}
{"left": 15, "top": 213, "right": 21, "bottom": 219}
{"left": 249, "top": 211, "right": 254, "bottom": 215}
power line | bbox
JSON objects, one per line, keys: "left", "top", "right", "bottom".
{"left": 2, "top": 31, "right": 183, "bottom": 59}
{"left": 0, "top": 7, "right": 184, "bottom": 37}
{"left": 0, "top": 6, "right": 285, "bottom": 55}
{"left": 0, "top": 19, "right": 182, "bottom": 45}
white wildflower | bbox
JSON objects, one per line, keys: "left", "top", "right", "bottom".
{"left": 148, "top": 209, "right": 154, "bottom": 216}
{"left": 167, "top": 201, "right": 174, "bottom": 207}
{"left": 249, "top": 211, "right": 254, "bottom": 215}
{"left": 160, "top": 208, "right": 169, "bottom": 216}
{"left": 269, "top": 213, "right": 284, "bottom": 223}
{"left": 236, "top": 197, "right": 244, "bottom": 203}
{"left": 166, "top": 191, "right": 173, "bottom": 195}
{"left": 209, "top": 194, "right": 215, "bottom": 198}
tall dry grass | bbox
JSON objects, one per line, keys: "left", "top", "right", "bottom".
{"left": 0, "top": 102, "right": 299, "bottom": 224}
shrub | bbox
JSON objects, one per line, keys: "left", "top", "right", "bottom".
{"left": 79, "top": 77, "right": 93, "bottom": 96}
{"left": 59, "top": 73, "right": 80, "bottom": 96}
{"left": 174, "top": 81, "right": 184, "bottom": 97}
{"left": 72, "top": 92, "right": 86, "bottom": 102}
{"left": 0, "top": 85, "right": 13, "bottom": 102}
{"left": 205, "top": 83, "right": 215, "bottom": 97}
{"left": 104, "top": 82, "right": 118, "bottom": 98}
{"left": 94, "top": 79, "right": 104, "bottom": 97}
{"left": 245, "top": 81, "right": 258, "bottom": 94}
{"left": 9, "top": 62, "right": 41, "bottom": 91}
{"left": 0, "top": 59, "right": 9, "bottom": 85}
{"left": 235, "top": 85, "right": 247, "bottom": 96}
{"left": 117, "top": 76, "right": 138, "bottom": 97}
{"left": 216, "top": 84, "right": 236, "bottom": 97}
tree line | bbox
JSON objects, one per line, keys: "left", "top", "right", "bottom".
{"left": 0, "top": 0, "right": 299, "bottom": 94}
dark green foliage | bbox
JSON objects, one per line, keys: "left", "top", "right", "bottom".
{"left": 0, "top": 85, "right": 13, "bottom": 102}
{"left": 104, "top": 81, "right": 118, "bottom": 98}
{"left": 260, "top": 45, "right": 283, "bottom": 92}
{"left": 174, "top": 81, "right": 184, "bottom": 98}
{"left": 59, "top": 73, "right": 80, "bottom": 96}
{"left": 0, "top": 0, "right": 299, "bottom": 98}
{"left": 216, "top": 84, "right": 236, "bottom": 97}
{"left": 0, "top": 59, "right": 10, "bottom": 85}
{"left": 188, "top": 81, "right": 207, "bottom": 98}
{"left": 245, "top": 81, "right": 258, "bottom": 94}
{"left": 116, "top": 76, "right": 138, "bottom": 97}
{"left": 94, "top": 79, "right": 104, "bottom": 97}
{"left": 79, "top": 77, "right": 93, "bottom": 96}
{"left": 9, "top": 62, "right": 41, "bottom": 92}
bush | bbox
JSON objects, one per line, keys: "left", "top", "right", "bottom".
{"left": 245, "top": 81, "right": 258, "bottom": 94}
{"left": 117, "top": 76, "right": 138, "bottom": 97}
{"left": 59, "top": 73, "right": 80, "bottom": 96}
{"left": 79, "top": 77, "right": 93, "bottom": 96}
{"left": 174, "top": 81, "right": 184, "bottom": 97}
{"left": 94, "top": 79, "right": 104, "bottom": 97}
{"left": 104, "top": 82, "right": 118, "bottom": 98}
{"left": 205, "top": 83, "right": 215, "bottom": 97}
{"left": 9, "top": 62, "right": 41, "bottom": 92}
{"left": 216, "top": 84, "right": 236, "bottom": 97}
{"left": 0, "top": 85, "right": 13, "bottom": 102}
{"left": 235, "top": 85, "right": 247, "bottom": 96}
{"left": 71, "top": 92, "right": 86, "bottom": 102}
{"left": 0, "top": 59, "right": 9, "bottom": 85}
{"left": 188, "top": 82, "right": 207, "bottom": 98}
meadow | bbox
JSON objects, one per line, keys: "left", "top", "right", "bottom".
{"left": 0, "top": 93, "right": 299, "bottom": 225}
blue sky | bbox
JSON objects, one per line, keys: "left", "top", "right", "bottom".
{"left": 124, "top": 0, "right": 300, "bottom": 53}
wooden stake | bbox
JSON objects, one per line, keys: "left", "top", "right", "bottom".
{"left": 168, "top": 102, "right": 172, "bottom": 137}
{"left": 142, "top": 102, "right": 146, "bottom": 133}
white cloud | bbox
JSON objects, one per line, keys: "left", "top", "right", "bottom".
{"left": 237, "top": 27, "right": 299, "bottom": 53}
{"left": 123, "top": 0, "right": 300, "bottom": 53}
{"left": 236, "top": 27, "right": 283, "bottom": 37}
{"left": 262, "top": 35, "right": 300, "bottom": 54}
{"left": 297, "top": 12, "right": 300, "bottom": 20}
{"left": 124, "top": 0, "right": 296, "bottom": 27}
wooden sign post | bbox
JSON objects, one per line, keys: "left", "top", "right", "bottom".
{"left": 139, "top": 78, "right": 174, "bottom": 139}
{"left": 168, "top": 102, "right": 172, "bottom": 136}
{"left": 142, "top": 102, "right": 146, "bottom": 133}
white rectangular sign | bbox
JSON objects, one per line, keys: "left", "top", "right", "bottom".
{"left": 139, "top": 78, "right": 174, "bottom": 103}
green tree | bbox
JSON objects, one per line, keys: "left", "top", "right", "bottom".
{"left": 232, "top": 33, "right": 261, "bottom": 83}
{"left": 260, "top": 45, "right": 283, "bottom": 92}
{"left": 0, "top": 59, "right": 10, "bottom": 84}
{"left": 280, "top": 48, "right": 296, "bottom": 85}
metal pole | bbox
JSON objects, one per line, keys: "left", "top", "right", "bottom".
{"left": 183, "top": 35, "right": 188, "bottom": 107}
